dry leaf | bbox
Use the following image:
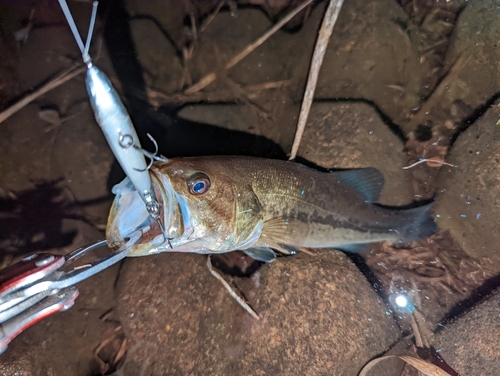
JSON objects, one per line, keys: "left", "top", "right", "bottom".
{"left": 359, "top": 355, "right": 453, "bottom": 376}
{"left": 425, "top": 156, "right": 444, "bottom": 168}
{"left": 400, "top": 356, "right": 452, "bottom": 376}
{"left": 38, "top": 109, "right": 62, "bottom": 126}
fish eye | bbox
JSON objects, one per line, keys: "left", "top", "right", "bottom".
{"left": 188, "top": 173, "right": 211, "bottom": 195}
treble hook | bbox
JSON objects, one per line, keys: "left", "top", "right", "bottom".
{"left": 118, "top": 133, "right": 168, "bottom": 171}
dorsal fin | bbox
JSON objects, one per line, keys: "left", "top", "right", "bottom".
{"left": 331, "top": 168, "right": 384, "bottom": 203}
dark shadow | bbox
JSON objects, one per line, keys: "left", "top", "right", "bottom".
{"left": 100, "top": 0, "right": 287, "bottom": 189}
{"left": 100, "top": 0, "right": 172, "bottom": 138}
{"left": 211, "top": 251, "right": 264, "bottom": 278}
{"left": 128, "top": 14, "right": 183, "bottom": 60}
{"left": 450, "top": 92, "right": 500, "bottom": 146}
{"left": 436, "top": 274, "right": 500, "bottom": 329}
{"left": 0, "top": 181, "right": 96, "bottom": 255}
{"left": 344, "top": 251, "right": 386, "bottom": 296}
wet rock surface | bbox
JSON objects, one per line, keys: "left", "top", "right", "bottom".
{"left": 434, "top": 287, "right": 500, "bottom": 376}
{"left": 116, "top": 251, "right": 401, "bottom": 376}
{"left": 434, "top": 101, "right": 500, "bottom": 272}
{"left": 129, "top": 18, "right": 183, "bottom": 94}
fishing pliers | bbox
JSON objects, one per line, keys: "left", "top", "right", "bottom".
{"left": 0, "top": 239, "right": 131, "bottom": 354}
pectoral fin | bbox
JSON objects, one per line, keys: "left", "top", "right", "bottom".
{"left": 260, "top": 217, "right": 308, "bottom": 254}
{"left": 243, "top": 247, "right": 276, "bottom": 263}
{"left": 235, "top": 185, "right": 264, "bottom": 247}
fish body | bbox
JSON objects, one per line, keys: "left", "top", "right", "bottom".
{"left": 106, "top": 156, "right": 436, "bottom": 260}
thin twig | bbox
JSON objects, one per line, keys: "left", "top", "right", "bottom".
{"left": 289, "top": 0, "right": 345, "bottom": 160}
{"left": 94, "top": 328, "right": 122, "bottom": 355}
{"left": 299, "top": 247, "right": 317, "bottom": 256}
{"left": 360, "top": 355, "right": 453, "bottom": 376}
{"left": 189, "top": 13, "right": 197, "bottom": 42}
{"left": 184, "top": 0, "right": 313, "bottom": 95}
{"left": 143, "top": 79, "right": 294, "bottom": 107}
{"left": 409, "top": 312, "right": 424, "bottom": 348}
{"left": 206, "top": 255, "right": 260, "bottom": 320}
{"left": 113, "top": 338, "right": 127, "bottom": 366}
{"left": 200, "top": 1, "right": 225, "bottom": 33}
{"left": 402, "top": 158, "right": 456, "bottom": 169}
{"left": 0, "top": 64, "right": 85, "bottom": 124}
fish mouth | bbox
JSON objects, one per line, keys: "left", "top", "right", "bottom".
{"left": 106, "top": 168, "right": 181, "bottom": 256}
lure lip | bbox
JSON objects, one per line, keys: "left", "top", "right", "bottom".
{"left": 107, "top": 162, "right": 213, "bottom": 257}
{"left": 106, "top": 171, "right": 172, "bottom": 256}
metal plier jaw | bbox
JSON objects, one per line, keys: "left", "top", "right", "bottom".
{"left": 0, "top": 239, "right": 131, "bottom": 354}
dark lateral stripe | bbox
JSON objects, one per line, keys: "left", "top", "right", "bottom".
{"left": 293, "top": 210, "right": 393, "bottom": 235}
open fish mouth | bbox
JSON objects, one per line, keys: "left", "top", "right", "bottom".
{"left": 106, "top": 169, "right": 181, "bottom": 256}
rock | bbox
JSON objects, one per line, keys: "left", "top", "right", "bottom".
{"left": 192, "top": 0, "right": 422, "bottom": 125}
{"left": 125, "top": 0, "right": 219, "bottom": 52}
{"left": 116, "top": 251, "right": 401, "bottom": 376}
{"left": 178, "top": 103, "right": 255, "bottom": 134}
{"left": 443, "top": 2, "right": 500, "bottom": 119}
{"left": 175, "top": 4, "right": 311, "bottom": 150}
{"left": 316, "top": 0, "right": 423, "bottom": 125}
{"left": 434, "top": 288, "right": 500, "bottom": 376}
{"left": 176, "top": 94, "right": 300, "bottom": 151}
{"left": 129, "top": 18, "right": 183, "bottom": 94}
{"left": 434, "top": 101, "right": 500, "bottom": 272}
{"left": 174, "top": 0, "right": 423, "bottom": 138}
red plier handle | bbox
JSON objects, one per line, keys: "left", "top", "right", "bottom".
{"left": 0, "top": 287, "right": 78, "bottom": 354}
{"left": 0, "top": 239, "right": 131, "bottom": 354}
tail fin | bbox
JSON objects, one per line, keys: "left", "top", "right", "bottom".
{"left": 397, "top": 203, "right": 437, "bottom": 244}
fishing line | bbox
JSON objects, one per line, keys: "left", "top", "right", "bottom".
{"left": 83, "top": 2, "right": 98, "bottom": 63}
{"left": 58, "top": 0, "right": 99, "bottom": 64}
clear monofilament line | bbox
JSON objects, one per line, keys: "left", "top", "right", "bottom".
{"left": 83, "top": 2, "right": 99, "bottom": 63}
{"left": 57, "top": 0, "right": 98, "bottom": 64}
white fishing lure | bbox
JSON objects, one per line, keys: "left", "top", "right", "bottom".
{"left": 57, "top": 0, "right": 167, "bottom": 238}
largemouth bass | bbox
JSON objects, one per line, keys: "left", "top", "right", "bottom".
{"left": 106, "top": 156, "right": 436, "bottom": 261}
